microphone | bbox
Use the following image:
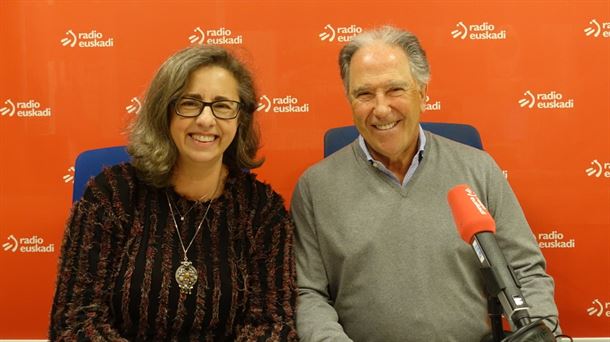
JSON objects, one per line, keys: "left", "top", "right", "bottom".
{"left": 447, "top": 184, "right": 555, "bottom": 341}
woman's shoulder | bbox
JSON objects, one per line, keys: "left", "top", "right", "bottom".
{"left": 230, "top": 169, "right": 286, "bottom": 207}
{"left": 84, "top": 162, "right": 142, "bottom": 203}
{"left": 242, "top": 170, "right": 269, "bottom": 189}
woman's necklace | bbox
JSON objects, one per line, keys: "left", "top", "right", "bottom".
{"left": 165, "top": 168, "right": 224, "bottom": 294}
{"left": 169, "top": 190, "right": 214, "bottom": 222}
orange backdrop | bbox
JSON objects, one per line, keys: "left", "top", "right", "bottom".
{"left": 0, "top": 0, "right": 609, "bottom": 339}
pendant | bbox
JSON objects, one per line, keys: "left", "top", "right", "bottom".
{"left": 175, "top": 260, "right": 198, "bottom": 294}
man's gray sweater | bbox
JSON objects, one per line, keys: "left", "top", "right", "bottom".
{"left": 292, "top": 132, "right": 559, "bottom": 341}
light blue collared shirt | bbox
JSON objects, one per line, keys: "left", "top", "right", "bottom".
{"left": 358, "top": 125, "right": 426, "bottom": 188}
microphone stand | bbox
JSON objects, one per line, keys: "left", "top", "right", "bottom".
{"left": 490, "top": 295, "right": 506, "bottom": 341}
{"left": 480, "top": 294, "right": 555, "bottom": 342}
{"left": 480, "top": 295, "right": 507, "bottom": 342}
{"left": 478, "top": 268, "right": 555, "bottom": 342}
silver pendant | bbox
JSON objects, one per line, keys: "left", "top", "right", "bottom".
{"left": 175, "top": 260, "right": 198, "bottom": 294}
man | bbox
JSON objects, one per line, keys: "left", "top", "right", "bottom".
{"left": 291, "top": 26, "right": 560, "bottom": 341}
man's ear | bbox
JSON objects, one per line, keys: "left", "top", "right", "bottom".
{"left": 419, "top": 84, "right": 428, "bottom": 111}
{"left": 419, "top": 84, "right": 427, "bottom": 101}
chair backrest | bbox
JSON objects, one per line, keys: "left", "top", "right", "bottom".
{"left": 72, "top": 145, "right": 131, "bottom": 202}
{"left": 323, "top": 122, "right": 483, "bottom": 157}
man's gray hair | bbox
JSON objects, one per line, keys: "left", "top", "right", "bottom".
{"left": 338, "top": 26, "right": 430, "bottom": 94}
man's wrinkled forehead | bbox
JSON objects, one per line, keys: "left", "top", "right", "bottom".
{"left": 348, "top": 43, "right": 416, "bottom": 87}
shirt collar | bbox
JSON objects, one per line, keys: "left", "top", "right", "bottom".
{"left": 358, "top": 124, "right": 426, "bottom": 164}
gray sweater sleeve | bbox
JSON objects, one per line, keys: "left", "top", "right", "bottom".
{"left": 481, "top": 156, "right": 561, "bottom": 332}
{"left": 291, "top": 176, "right": 354, "bottom": 342}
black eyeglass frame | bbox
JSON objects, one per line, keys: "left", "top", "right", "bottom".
{"left": 173, "top": 97, "right": 242, "bottom": 120}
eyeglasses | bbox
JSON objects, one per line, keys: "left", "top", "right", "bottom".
{"left": 174, "top": 97, "right": 241, "bottom": 120}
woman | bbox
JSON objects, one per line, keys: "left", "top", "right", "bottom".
{"left": 50, "top": 46, "right": 298, "bottom": 341}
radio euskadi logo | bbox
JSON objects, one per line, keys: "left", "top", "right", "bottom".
{"left": 125, "top": 97, "right": 142, "bottom": 114}
{"left": 517, "top": 90, "right": 574, "bottom": 109}
{"left": 587, "top": 299, "right": 610, "bottom": 318}
{"left": 451, "top": 21, "right": 507, "bottom": 40}
{"left": 257, "top": 95, "right": 310, "bottom": 113}
{"left": 584, "top": 19, "right": 610, "bottom": 38}
{"left": 425, "top": 95, "right": 441, "bottom": 111}
{"left": 2, "top": 234, "right": 55, "bottom": 253}
{"left": 585, "top": 159, "right": 610, "bottom": 178}
{"left": 318, "top": 24, "right": 363, "bottom": 42}
{"left": 1, "top": 98, "right": 52, "bottom": 118}
{"left": 63, "top": 166, "right": 75, "bottom": 183}
{"left": 537, "top": 230, "right": 575, "bottom": 249}
{"left": 60, "top": 29, "right": 114, "bottom": 48}
{"left": 188, "top": 26, "right": 243, "bottom": 45}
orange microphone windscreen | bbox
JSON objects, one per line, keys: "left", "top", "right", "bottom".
{"left": 447, "top": 184, "right": 496, "bottom": 243}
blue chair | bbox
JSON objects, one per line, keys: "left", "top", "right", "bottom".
{"left": 323, "top": 122, "right": 483, "bottom": 157}
{"left": 72, "top": 145, "right": 131, "bottom": 202}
